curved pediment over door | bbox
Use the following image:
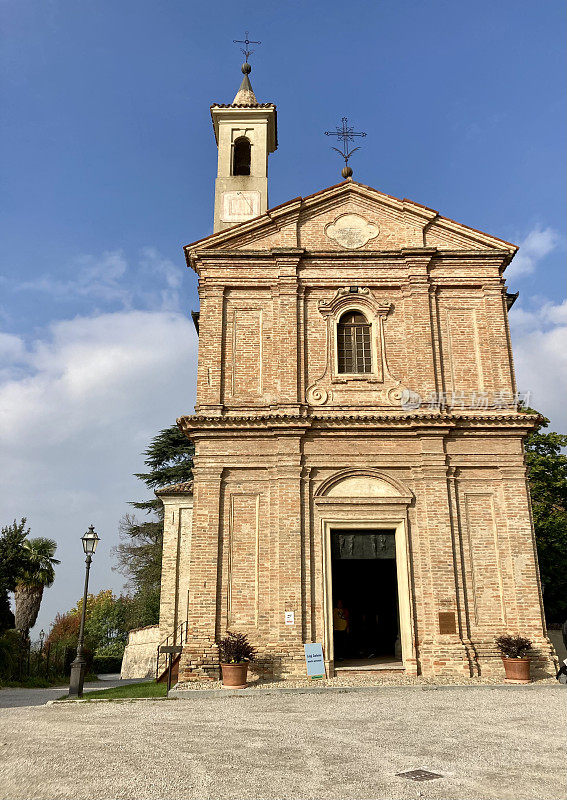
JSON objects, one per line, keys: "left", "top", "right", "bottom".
{"left": 315, "top": 469, "right": 413, "bottom": 504}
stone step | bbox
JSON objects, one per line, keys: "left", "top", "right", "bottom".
{"left": 335, "top": 667, "right": 405, "bottom": 675}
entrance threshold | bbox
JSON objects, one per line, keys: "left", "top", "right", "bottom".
{"left": 334, "top": 657, "right": 404, "bottom": 673}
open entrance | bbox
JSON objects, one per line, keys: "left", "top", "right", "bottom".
{"left": 331, "top": 529, "right": 401, "bottom": 667}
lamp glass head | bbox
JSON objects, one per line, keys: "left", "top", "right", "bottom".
{"left": 81, "top": 525, "right": 100, "bottom": 555}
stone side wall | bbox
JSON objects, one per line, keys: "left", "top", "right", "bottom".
{"left": 120, "top": 625, "right": 160, "bottom": 680}
{"left": 548, "top": 630, "right": 567, "bottom": 663}
{"left": 158, "top": 494, "right": 193, "bottom": 642}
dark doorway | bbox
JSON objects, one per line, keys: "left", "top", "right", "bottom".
{"left": 331, "top": 529, "right": 399, "bottom": 661}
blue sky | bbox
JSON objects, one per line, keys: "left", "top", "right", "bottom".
{"left": 1, "top": 0, "right": 565, "bottom": 634}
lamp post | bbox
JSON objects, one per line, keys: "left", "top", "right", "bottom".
{"left": 68, "top": 525, "right": 100, "bottom": 697}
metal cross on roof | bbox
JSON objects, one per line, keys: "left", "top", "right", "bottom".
{"left": 233, "top": 31, "right": 261, "bottom": 63}
{"left": 324, "top": 117, "right": 367, "bottom": 178}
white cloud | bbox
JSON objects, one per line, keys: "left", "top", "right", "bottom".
{"left": 0, "top": 332, "right": 25, "bottom": 362}
{"left": 15, "top": 248, "right": 184, "bottom": 312}
{"left": 510, "top": 298, "right": 567, "bottom": 432}
{"left": 139, "top": 247, "right": 183, "bottom": 312}
{"left": 505, "top": 224, "right": 565, "bottom": 429}
{"left": 506, "top": 226, "right": 561, "bottom": 280}
{"left": 0, "top": 307, "right": 197, "bottom": 634}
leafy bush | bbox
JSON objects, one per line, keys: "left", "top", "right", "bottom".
{"left": 524, "top": 418, "right": 567, "bottom": 623}
{"left": 218, "top": 632, "right": 256, "bottom": 664}
{"left": 495, "top": 634, "right": 532, "bottom": 659}
{"left": 0, "top": 630, "right": 22, "bottom": 679}
{"left": 92, "top": 655, "right": 123, "bottom": 674}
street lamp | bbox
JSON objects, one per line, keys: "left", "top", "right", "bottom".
{"left": 68, "top": 525, "right": 100, "bottom": 697}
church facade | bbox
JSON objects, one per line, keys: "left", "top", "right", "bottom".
{"left": 156, "top": 64, "right": 556, "bottom": 682}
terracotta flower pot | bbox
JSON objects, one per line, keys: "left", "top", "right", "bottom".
{"left": 221, "top": 662, "right": 249, "bottom": 688}
{"left": 502, "top": 657, "right": 531, "bottom": 683}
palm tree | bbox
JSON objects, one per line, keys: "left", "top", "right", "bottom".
{"left": 14, "top": 538, "right": 60, "bottom": 638}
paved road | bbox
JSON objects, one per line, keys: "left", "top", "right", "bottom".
{"left": 0, "top": 675, "right": 150, "bottom": 708}
{"left": 0, "top": 685, "right": 565, "bottom": 800}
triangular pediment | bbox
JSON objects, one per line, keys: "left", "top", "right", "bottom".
{"left": 185, "top": 180, "right": 517, "bottom": 260}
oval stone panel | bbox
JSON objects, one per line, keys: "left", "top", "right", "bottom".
{"left": 325, "top": 213, "right": 379, "bottom": 249}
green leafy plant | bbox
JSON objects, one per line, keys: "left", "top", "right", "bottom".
{"left": 112, "top": 424, "right": 194, "bottom": 631}
{"left": 218, "top": 632, "right": 257, "bottom": 664}
{"left": 0, "top": 519, "right": 31, "bottom": 632}
{"left": 495, "top": 634, "right": 532, "bottom": 659}
{"left": 14, "top": 537, "right": 59, "bottom": 638}
{"left": 524, "top": 416, "right": 567, "bottom": 622}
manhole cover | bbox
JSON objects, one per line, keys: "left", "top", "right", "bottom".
{"left": 396, "top": 769, "right": 444, "bottom": 782}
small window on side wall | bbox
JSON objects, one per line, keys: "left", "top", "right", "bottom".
{"left": 337, "top": 311, "right": 372, "bottom": 374}
{"left": 233, "top": 137, "right": 251, "bottom": 176}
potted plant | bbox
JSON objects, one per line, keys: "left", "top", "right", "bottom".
{"left": 218, "top": 631, "right": 257, "bottom": 688}
{"left": 495, "top": 634, "right": 532, "bottom": 683}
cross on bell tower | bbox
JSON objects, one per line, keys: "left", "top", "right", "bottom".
{"left": 233, "top": 31, "right": 261, "bottom": 63}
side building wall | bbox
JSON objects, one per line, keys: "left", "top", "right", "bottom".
{"left": 157, "top": 489, "right": 194, "bottom": 643}
{"left": 120, "top": 624, "right": 160, "bottom": 680}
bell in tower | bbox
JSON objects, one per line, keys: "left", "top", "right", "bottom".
{"left": 211, "top": 45, "right": 277, "bottom": 232}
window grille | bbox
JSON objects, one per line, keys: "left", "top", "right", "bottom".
{"left": 337, "top": 311, "right": 372, "bottom": 373}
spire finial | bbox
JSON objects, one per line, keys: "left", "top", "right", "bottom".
{"left": 233, "top": 31, "right": 261, "bottom": 64}
{"left": 232, "top": 31, "right": 260, "bottom": 105}
{"left": 324, "top": 117, "right": 367, "bottom": 179}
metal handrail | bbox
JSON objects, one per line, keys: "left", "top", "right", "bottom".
{"left": 155, "top": 620, "right": 188, "bottom": 680}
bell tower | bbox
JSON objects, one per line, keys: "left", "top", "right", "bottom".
{"left": 211, "top": 60, "right": 277, "bottom": 232}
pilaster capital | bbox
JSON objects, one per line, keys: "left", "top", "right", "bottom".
{"left": 481, "top": 282, "right": 506, "bottom": 297}
{"left": 198, "top": 282, "right": 225, "bottom": 301}
{"left": 191, "top": 463, "right": 224, "bottom": 482}
{"left": 271, "top": 248, "right": 304, "bottom": 282}
{"left": 401, "top": 248, "right": 437, "bottom": 274}
{"left": 498, "top": 466, "right": 529, "bottom": 480}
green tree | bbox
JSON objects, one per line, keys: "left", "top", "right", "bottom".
{"left": 526, "top": 419, "right": 567, "bottom": 622}
{"left": 133, "top": 424, "right": 195, "bottom": 511}
{"left": 81, "top": 590, "right": 130, "bottom": 658}
{"left": 47, "top": 590, "right": 132, "bottom": 665}
{"left": 0, "top": 519, "right": 30, "bottom": 632}
{"left": 113, "top": 424, "right": 193, "bottom": 627}
{"left": 14, "top": 537, "right": 60, "bottom": 638}
{"left": 525, "top": 417, "right": 567, "bottom": 623}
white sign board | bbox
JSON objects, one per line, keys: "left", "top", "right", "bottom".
{"left": 304, "top": 643, "right": 326, "bottom": 679}
{"left": 284, "top": 611, "right": 295, "bottom": 626}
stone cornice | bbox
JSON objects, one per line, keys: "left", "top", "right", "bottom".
{"left": 177, "top": 411, "right": 542, "bottom": 435}
{"left": 186, "top": 247, "right": 512, "bottom": 275}
{"left": 189, "top": 247, "right": 510, "bottom": 262}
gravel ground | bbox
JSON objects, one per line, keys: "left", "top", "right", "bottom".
{"left": 171, "top": 672, "right": 558, "bottom": 690}
{"left": 0, "top": 685, "right": 565, "bottom": 800}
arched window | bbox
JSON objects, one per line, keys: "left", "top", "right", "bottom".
{"left": 337, "top": 311, "right": 372, "bottom": 373}
{"left": 233, "top": 137, "right": 251, "bottom": 176}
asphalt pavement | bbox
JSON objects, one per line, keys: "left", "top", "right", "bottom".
{"left": 0, "top": 674, "right": 150, "bottom": 708}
